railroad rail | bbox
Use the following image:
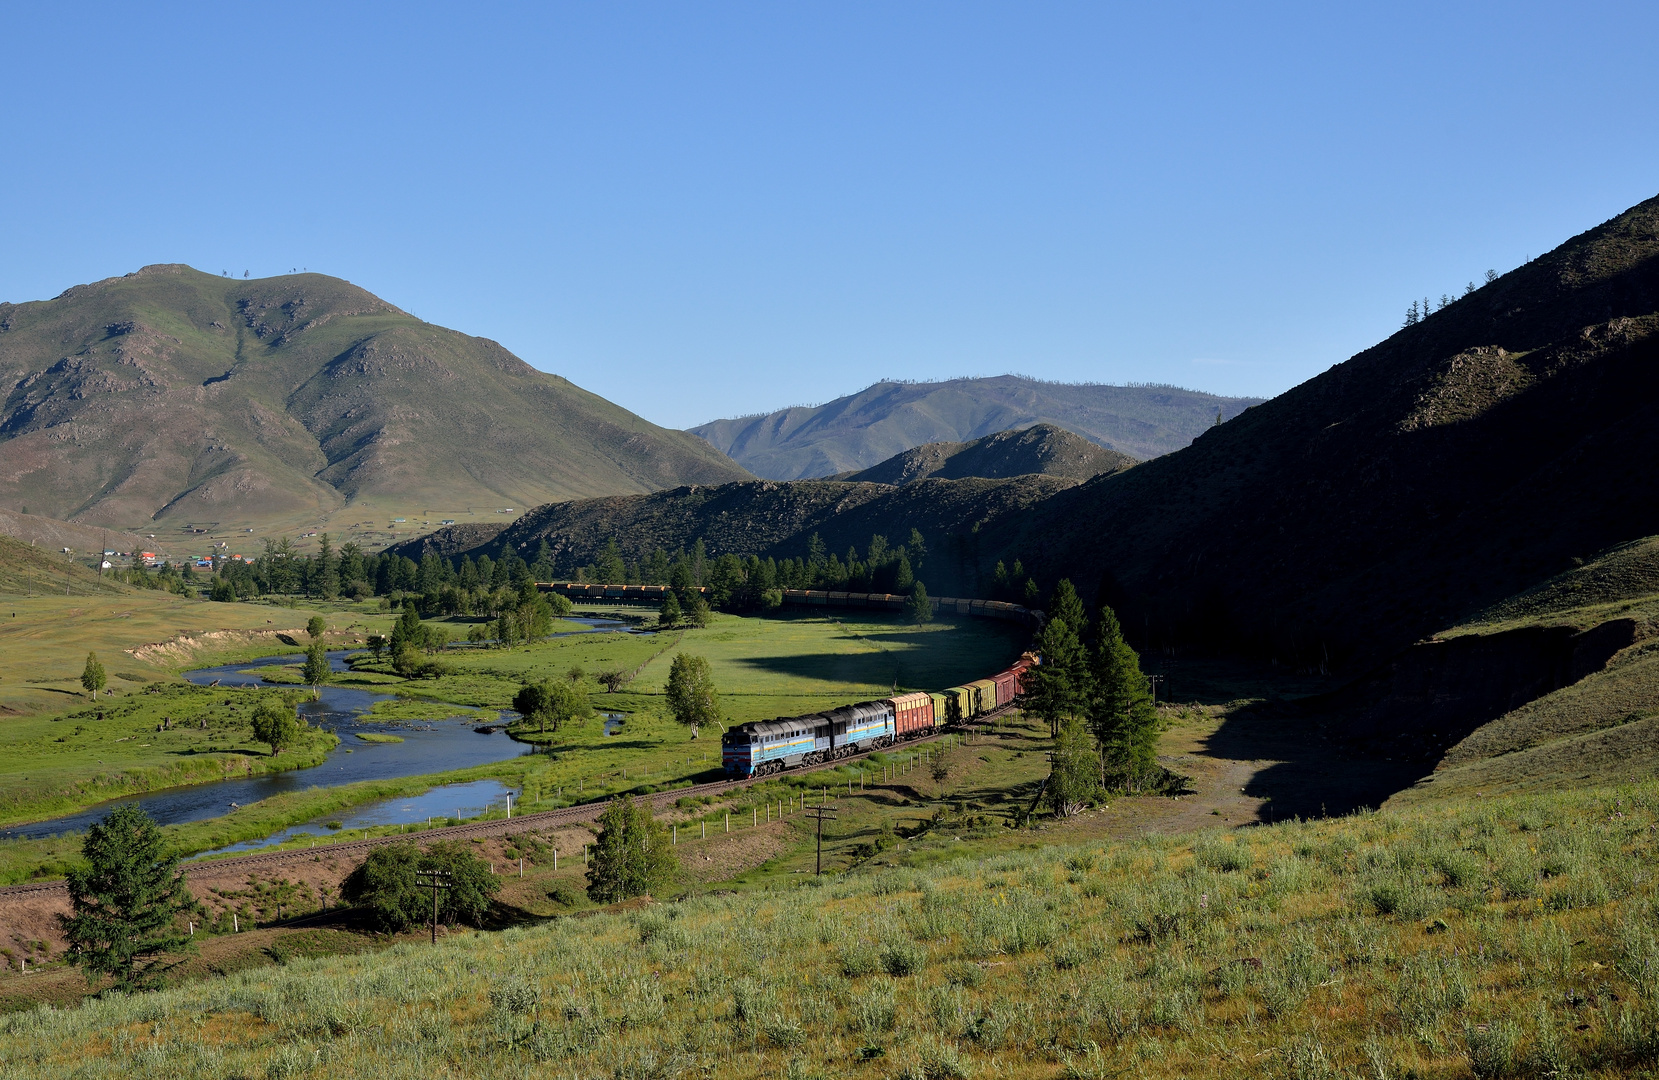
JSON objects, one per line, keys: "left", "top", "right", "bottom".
{"left": 0, "top": 705, "right": 1021, "bottom": 901}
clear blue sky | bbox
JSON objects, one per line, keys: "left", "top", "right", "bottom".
{"left": 3, "top": 3, "right": 1656, "bottom": 429}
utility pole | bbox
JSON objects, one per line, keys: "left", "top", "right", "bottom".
{"left": 804, "top": 804, "right": 837, "bottom": 876}
{"left": 414, "top": 868, "right": 452, "bottom": 945}
{"left": 1147, "top": 675, "right": 1164, "bottom": 705}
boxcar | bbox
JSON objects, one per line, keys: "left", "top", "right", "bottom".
{"left": 940, "top": 687, "right": 970, "bottom": 723}
{"left": 968, "top": 678, "right": 998, "bottom": 718}
{"left": 889, "top": 691, "right": 934, "bottom": 739}
{"left": 928, "top": 692, "right": 950, "bottom": 731}
{"left": 991, "top": 669, "right": 1018, "bottom": 708}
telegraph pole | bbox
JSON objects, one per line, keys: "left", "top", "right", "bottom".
{"left": 804, "top": 804, "right": 837, "bottom": 875}
{"left": 414, "top": 868, "right": 452, "bottom": 945}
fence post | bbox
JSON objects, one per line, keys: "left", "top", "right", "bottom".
{"left": 702, "top": 820, "right": 706, "bottom": 839}
{"left": 725, "top": 812, "right": 730, "bottom": 833}
{"left": 674, "top": 825, "right": 678, "bottom": 844}
{"left": 752, "top": 807, "right": 757, "bottom": 827}
{"left": 554, "top": 848, "right": 558, "bottom": 870}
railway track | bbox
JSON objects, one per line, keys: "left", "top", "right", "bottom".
{"left": 0, "top": 708, "right": 1017, "bottom": 901}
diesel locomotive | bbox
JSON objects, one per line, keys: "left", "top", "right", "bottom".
{"left": 721, "top": 653, "right": 1037, "bottom": 778}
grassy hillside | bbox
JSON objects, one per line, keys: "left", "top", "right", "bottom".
{"left": 1387, "top": 535, "right": 1659, "bottom": 806}
{"left": 692, "top": 376, "right": 1261, "bottom": 479}
{"left": 2, "top": 777, "right": 1654, "bottom": 1078}
{"left": 838, "top": 423, "right": 1137, "bottom": 485}
{"left": 984, "top": 192, "right": 1659, "bottom": 670}
{"left": 0, "top": 265, "right": 749, "bottom": 538}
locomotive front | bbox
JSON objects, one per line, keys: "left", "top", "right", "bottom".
{"left": 721, "top": 723, "right": 758, "bottom": 778}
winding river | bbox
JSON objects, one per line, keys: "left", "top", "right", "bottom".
{"left": 5, "top": 617, "right": 636, "bottom": 841}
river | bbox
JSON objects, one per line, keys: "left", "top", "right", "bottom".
{"left": 4, "top": 616, "right": 635, "bottom": 841}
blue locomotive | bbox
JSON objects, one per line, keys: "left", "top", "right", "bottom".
{"left": 721, "top": 700, "right": 895, "bottom": 778}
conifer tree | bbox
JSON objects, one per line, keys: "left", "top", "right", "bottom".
{"left": 1049, "top": 579, "right": 1088, "bottom": 642}
{"left": 80, "top": 651, "right": 106, "bottom": 700}
{"left": 60, "top": 804, "right": 194, "bottom": 991}
{"left": 1026, "top": 614, "right": 1086, "bottom": 737}
{"left": 658, "top": 590, "right": 682, "bottom": 627}
{"left": 314, "top": 533, "right": 339, "bottom": 599}
{"left": 1045, "top": 717, "right": 1098, "bottom": 817}
{"left": 306, "top": 614, "right": 327, "bottom": 640}
{"left": 1087, "top": 604, "right": 1161, "bottom": 790}
{"left": 905, "top": 580, "right": 933, "bottom": 624}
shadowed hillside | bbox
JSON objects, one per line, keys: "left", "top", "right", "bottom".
{"left": 692, "top": 376, "right": 1260, "bottom": 479}
{"left": 836, "top": 423, "right": 1136, "bottom": 485}
{"left": 390, "top": 475, "right": 1069, "bottom": 581}
{"left": 988, "top": 193, "right": 1659, "bottom": 670}
{"left": 0, "top": 266, "right": 750, "bottom": 532}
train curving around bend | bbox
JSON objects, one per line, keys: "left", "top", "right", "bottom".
{"left": 721, "top": 653, "right": 1038, "bottom": 778}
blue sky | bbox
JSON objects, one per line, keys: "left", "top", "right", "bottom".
{"left": 3, "top": 2, "right": 1656, "bottom": 428}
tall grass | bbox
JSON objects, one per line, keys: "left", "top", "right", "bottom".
{"left": 2, "top": 782, "right": 1657, "bottom": 1078}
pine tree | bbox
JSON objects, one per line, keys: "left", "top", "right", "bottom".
{"left": 665, "top": 653, "right": 720, "bottom": 737}
{"left": 1049, "top": 579, "right": 1088, "bottom": 642}
{"left": 1087, "top": 604, "right": 1161, "bottom": 790}
{"left": 314, "top": 533, "right": 339, "bottom": 599}
{"left": 893, "top": 551, "right": 914, "bottom": 593}
{"left": 905, "top": 580, "right": 933, "bottom": 624}
{"left": 585, "top": 795, "right": 678, "bottom": 903}
{"left": 658, "top": 590, "right": 682, "bottom": 627}
{"left": 60, "top": 804, "right": 195, "bottom": 991}
{"left": 1025, "top": 614, "right": 1086, "bottom": 737}
{"left": 306, "top": 614, "right": 327, "bottom": 640}
{"left": 1045, "top": 717, "right": 1098, "bottom": 817}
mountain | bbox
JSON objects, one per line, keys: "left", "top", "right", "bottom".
{"left": 389, "top": 475, "right": 1070, "bottom": 577}
{"left": 0, "top": 266, "right": 750, "bottom": 534}
{"left": 690, "top": 376, "right": 1262, "bottom": 479}
{"left": 986, "top": 192, "right": 1659, "bottom": 670}
{"left": 835, "top": 423, "right": 1136, "bottom": 485}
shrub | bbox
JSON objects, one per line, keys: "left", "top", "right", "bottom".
{"left": 1464, "top": 1019, "right": 1519, "bottom": 1079}
{"left": 340, "top": 840, "right": 500, "bottom": 931}
{"left": 1194, "top": 836, "right": 1253, "bottom": 873}
{"left": 881, "top": 940, "right": 926, "bottom": 977}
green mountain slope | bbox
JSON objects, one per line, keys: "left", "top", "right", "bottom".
{"left": 0, "top": 266, "right": 750, "bottom": 532}
{"left": 690, "top": 376, "right": 1261, "bottom": 479}
{"left": 837, "top": 422, "right": 1137, "bottom": 485}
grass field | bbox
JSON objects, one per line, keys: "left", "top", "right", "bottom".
{"left": 2, "top": 769, "right": 1652, "bottom": 1078}
{"left": 0, "top": 606, "right": 1030, "bottom": 883}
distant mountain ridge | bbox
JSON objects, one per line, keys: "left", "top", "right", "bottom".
{"left": 0, "top": 265, "right": 750, "bottom": 531}
{"left": 836, "top": 423, "right": 1136, "bottom": 485}
{"left": 690, "top": 376, "right": 1262, "bottom": 480}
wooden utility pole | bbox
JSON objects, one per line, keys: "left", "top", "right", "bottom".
{"left": 414, "top": 868, "right": 452, "bottom": 945}
{"left": 804, "top": 804, "right": 837, "bottom": 875}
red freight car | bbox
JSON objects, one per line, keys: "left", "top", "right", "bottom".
{"left": 888, "top": 691, "right": 934, "bottom": 739}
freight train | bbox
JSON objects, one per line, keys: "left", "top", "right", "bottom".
{"left": 721, "top": 653, "right": 1038, "bottom": 778}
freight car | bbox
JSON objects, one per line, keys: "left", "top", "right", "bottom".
{"left": 722, "top": 653, "right": 1040, "bottom": 778}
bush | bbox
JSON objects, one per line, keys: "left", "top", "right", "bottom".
{"left": 340, "top": 840, "right": 501, "bottom": 931}
{"left": 881, "top": 940, "right": 926, "bottom": 976}
{"left": 1194, "top": 837, "right": 1253, "bottom": 873}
